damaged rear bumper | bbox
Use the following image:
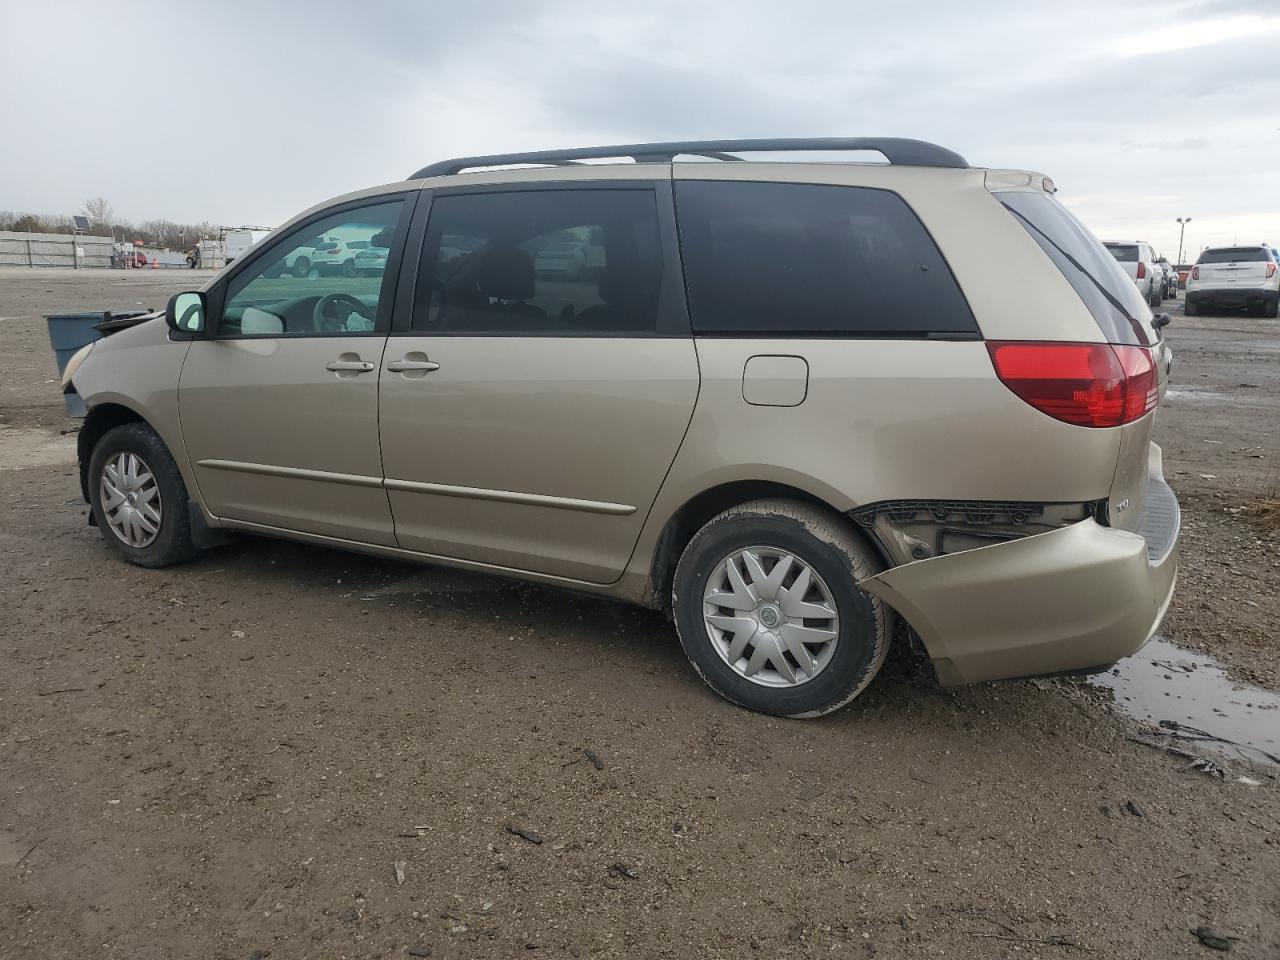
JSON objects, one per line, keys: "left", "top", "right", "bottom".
{"left": 858, "top": 443, "right": 1179, "bottom": 686}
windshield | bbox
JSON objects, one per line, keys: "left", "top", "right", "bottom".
{"left": 1198, "top": 247, "right": 1269, "bottom": 264}
{"left": 997, "top": 191, "right": 1152, "bottom": 345}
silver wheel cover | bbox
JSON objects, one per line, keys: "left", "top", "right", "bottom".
{"left": 99, "top": 451, "right": 162, "bottom": 548}
{"left": 702, "top": 545, "right": 840, "bottom": 688}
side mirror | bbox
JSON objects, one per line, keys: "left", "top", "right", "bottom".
{"left": 166, "top": 291, "right": 207, "bottom": 335}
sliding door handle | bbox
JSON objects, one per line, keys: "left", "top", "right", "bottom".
{"left": 386, "top": 358, "right": 440, "bottom": 373}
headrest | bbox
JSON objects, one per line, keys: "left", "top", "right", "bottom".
{"left": 477, "top": 246, "right": 535, "bottom": 301}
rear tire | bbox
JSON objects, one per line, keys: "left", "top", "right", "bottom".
{"left": 671, "top": 498, "right": 890, "bottom": 718}
{"left": 88, "top": 423, "right": 197, "bottom": 569}
{"left": 1185, "top": 299, "right": 1199, "bottom": 317}
{"left": 292, "top": 256, "right": 310, "bottom": 278}
{"left": 1263, "top": 298, "right": 1279, "bottom": 319}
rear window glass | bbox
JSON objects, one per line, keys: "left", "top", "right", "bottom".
{"left": 1198, "top": 247, "right": 1269, "bottom": 264}
{"left": 674, "top": 181, "right": 977, "bottom": 337}
{"left": 997, "top": 191, "right": 1151, "bottom": 345}
{"left": 1105, "top": 244, "right": 1139, "bottom": 262}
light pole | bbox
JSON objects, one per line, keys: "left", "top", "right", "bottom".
{"left": 1176, "top": 217, "right": 1192, "bottom": 267}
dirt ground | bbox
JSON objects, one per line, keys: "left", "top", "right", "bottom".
{"left": 0, "top": 267, "right": 1277, "bottom": 960}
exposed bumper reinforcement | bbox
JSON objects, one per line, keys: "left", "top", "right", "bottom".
{"left": 858, "top": 443, "right": 1179, "bottom": 686}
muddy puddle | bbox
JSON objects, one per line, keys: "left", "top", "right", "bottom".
{"left": 1089, "top": 638, "right": 1280, "bottom": 767}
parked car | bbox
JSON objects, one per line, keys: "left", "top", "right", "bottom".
{"left": 113, "top": 245, "right": 147, "bottom": 269}
{"left": 1155, "top": 257, "right": 1178, "bottom": 299}
{"left": 262, "top": 235, "right": 374, "bottom": 278}
{"left": 1104, "top": 241, "right": 1163, "bottom": 306}
{"left": 533, "top": 228, "right": 606, "bottom": 280}
{"left": 60, "top": 138, "right": 1179, "bottom": 718}
{"left": 1184, "top": 245, "right": 1280, "bottom": 317}
{"left": 351, "top": 242, "right": 390, "bottom": 276}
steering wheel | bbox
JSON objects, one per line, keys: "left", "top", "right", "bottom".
{"left": 313, "top": 292, "right": 374, "bottom": 333}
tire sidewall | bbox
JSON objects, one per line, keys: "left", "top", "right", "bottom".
{"left": 673, "top": 513, "right": 883, "bottom": 717}
{"left": 88, "top": 423, "right": 192, "bottom": 568}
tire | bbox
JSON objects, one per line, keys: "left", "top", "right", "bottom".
{"left": 1264, "top": 298, "right": 1279, "bottom": 319}
{"left": 292, "top": 256, "right": 310, "bottom": 278}
{"left": 342, "top": 259, "right": 357, "bottom": 278}
{"left": 671, "top": 498, "right": 890, "bottom": 718}
{"left": 1185, "top": 299, "right": 1199, "bottom": 317}
{"left": 88, "top": 423, "right": 197, "bottom": 569}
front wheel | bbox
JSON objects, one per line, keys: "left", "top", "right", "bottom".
{"left": 292, "top": 256, "right": 310, "bottom": 278}
{"left": 88, "top": 423, "right": 197, "bottom": 568}
{"left": 672, "top": 499, "right": 890, "bottom": 718}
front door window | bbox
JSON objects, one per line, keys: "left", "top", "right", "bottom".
{"left": 220, "top": 200, "right": 404, "bottom": 337}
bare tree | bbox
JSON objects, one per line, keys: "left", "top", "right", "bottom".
{"left": 82, "top": 196, "right": 115, "bottom": 229}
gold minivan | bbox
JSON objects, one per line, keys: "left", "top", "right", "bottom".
{"left": 61, "top": 138, "right": 1179, "bottom": 717}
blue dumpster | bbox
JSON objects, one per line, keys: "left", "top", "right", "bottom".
{"left": 46, "top": 310, "right": 152, "bottom": 416}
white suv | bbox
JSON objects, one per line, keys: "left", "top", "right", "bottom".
{"left": 1104, "top": 241, "right": 1163, "bottom": 307}
{"left": 1185, "top": 245, "right": 1280, "bottom": 317}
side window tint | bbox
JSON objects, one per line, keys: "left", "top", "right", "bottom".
{"left": 412, "top": 190, "right": 662, "bottom": 335}
{"left": 221, "top": 200, "right": 403, "bottom": 337}
{"left": 674, "top": 181, "right": 976, "bottom": 336}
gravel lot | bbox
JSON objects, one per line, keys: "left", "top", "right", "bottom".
{"left": 0, "top": 268, "right": 1277, "bottom": 960}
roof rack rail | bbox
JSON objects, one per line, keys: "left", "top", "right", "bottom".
{"left": 409, "top": 137, "right": 968, "bottom": 179}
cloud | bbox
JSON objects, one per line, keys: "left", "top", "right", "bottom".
{"left": 0, "top": 0, "right": 1274, "bottom": 256}
{"left": 1121, "top": 138, "right": 1211, "bottom": 151}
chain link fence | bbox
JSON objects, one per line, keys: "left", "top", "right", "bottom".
{"left": 0, "top": 231, "right": 114, "bottom": 268}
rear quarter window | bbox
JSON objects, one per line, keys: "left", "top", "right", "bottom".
{"left": 997, "top": 191, "right": 1152, "bottom": 345}
{"left": 674, "top": 181, "right": 977, "bottom": 337}
{"left": 1105, "top": 244, "right": 1139, "bottom": 262}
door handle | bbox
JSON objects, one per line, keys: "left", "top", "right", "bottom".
{"left": 386, "top": 354, "right": 440, "bottom": 375}
{"left": 326, "top": 359, "right": 375, "bottom": 372}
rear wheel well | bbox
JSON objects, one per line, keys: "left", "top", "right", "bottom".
{"left": 649, "top": 480, "right": 889, "bottom": 614}
{"left": 77, "top": 404, "right": 147, "bottom": 501}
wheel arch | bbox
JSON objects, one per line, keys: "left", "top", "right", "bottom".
{"left": 77, "top": 403, "right": 152, "bottom": 502}
{"left": 77, "top": 400, "right": 202, "bottom": 515}
{"left": 647, "top": 479, "right": 892, "bottom": 614}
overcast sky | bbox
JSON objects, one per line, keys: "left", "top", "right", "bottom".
{"left": 2, "top": 0, "right": 1276, "bottom": 259}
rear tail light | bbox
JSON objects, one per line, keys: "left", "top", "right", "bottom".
{"left": 987, "top": 342, "right": 1158, "bottom": 428}
{"left": 1267, "top": 262, "right": 1277, "bottom": 279}
{"left": 1136, "top": 262, "right": 1146, "bottom": 279}
{"left": 1191, "top": 265, "right": 1199, "bottom": 280}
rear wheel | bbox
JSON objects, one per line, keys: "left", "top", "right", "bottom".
{"left": 342, "top": 259, "right": 357, "bottom": 278}
{"left": 1263, "top": 299, "right": 1279, "bottom": 319}
{"left": 292, "top": 256, "right": 310, "bottom": 278}
{"left": 88, "top": 423, "right": 196, "bottom": 568}
{"left": 1185, "top": 299, "right": 1199, "bottom": 317}
{"left": 672, "top": 499, "right": 889, "bottom": 718}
